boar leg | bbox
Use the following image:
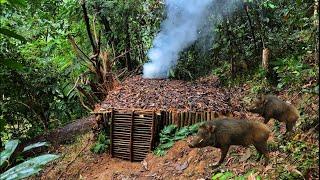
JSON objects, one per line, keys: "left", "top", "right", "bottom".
{"left": 285, "top": 121, "right": 295, "bottom": 133}
{"left": 254, "top": 142, "right": 269, "bottom": 166}
{"left": 218, "top": 146, "right": 230, "bottom": 165}
{"left": 263, "top": 116, "right": 271, "bottom": 124}
{"left": 209, "top": 145, "right": 230, "bottom": 168}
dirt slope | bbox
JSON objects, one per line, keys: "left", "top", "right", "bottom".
{"left": 34, "top": 84, "right": 318, "bottom": 180}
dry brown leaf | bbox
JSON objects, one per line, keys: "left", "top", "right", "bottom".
{"left": 239, "top": 148, "right": 252, "bottom": 162}
{"left": 142, "top": 160, "right": 148, "bottom": 171}
{"left": 175, "top": 161, "right": 189, "bottom": 171}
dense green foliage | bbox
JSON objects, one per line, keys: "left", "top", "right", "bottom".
{"left": 0, "top": 0, "right": 164, "bottom": 142}
{"left": 0, "top": 0, "right": 88, "bottom": 142}
{"left": 0, "top": 139, "right": 59, "bottom": 180}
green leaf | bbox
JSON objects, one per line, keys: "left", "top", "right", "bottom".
{"left": 277, "top": 83, "right": 284, "bottom": 89}
{"left": 91, "top": 143, "right": 106, "bottom": 154}
{"left": 234, "top": 176, "right": 245, "bottom": 180}
{"left": 173, "top": 135, "right": 186, "bottom": 141}
{"left": 220, "top": 172, "right": 233, "bottom": 179}
{"left": 212, "top": 172, "right": 233, "bottom": 180}
{"left": 0, "top": 28, "right": 26, "bottom": 42}
{"left": 175, "top": 127, "right": 189, "bottom": 136}
{"left": 268, "top": 3, "right": 276, "bottom": 9}
{"left": 23, "top": 142, "right": 49, "bottom": 152}
{"left": 188, "top": 122, "right": 202, "bottom": 134}
{"left": 314, "top": 85, "right": 319, "bottom": 94}
{"left": 161, "top": 125, "right": 177, "bottom": 135}
{"left": 0, "top": 140, "right": 20, "bottom": 167}
{"left": 0, "top": 154, "right": 60, "bottom": 180}
{"left": 154, "top": 148, "right": 166, "bottom": 156}
{"left": 0, "top": 118, "right": 5, "bottom": 133}
{"left": 212, "top": 172, "right": 224, "bottom": 179}
{"left": 158, "top": 141, "right": 174, "bottom": 150}
{"left": 0, "top": 59, "right": 25, "bottom": 71}
{"left": 7, "top": 0, "right": 26, "bottom": 7}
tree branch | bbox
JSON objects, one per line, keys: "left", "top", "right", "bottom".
{"left": 81, "top": 0, "right": 97, "bottom": 53}
{"left": 243, "top": 3, "right": 258, "bottom": 52}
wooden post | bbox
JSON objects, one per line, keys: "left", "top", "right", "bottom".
{"left": 150, "top": 111, "right": 155, "bottom": 151}
{"left": 177, "top": 112, "right": 181, "bottom": 128}
{"left": 110, "top": 109, "right": 114, "bottom": 157}
{"left": 195, "top": 112, "right": 199, "bottom": 123}
{"left": 191, "top": 112, "right": 194, "bottom": 124}
{"left": 182, "top": 112, "right": 186, "bottom": 127}
{"left": 215, "top": 112, "right": 219, "bottom": 118}
{"left": 163, "top": 111, "right": 166, "bottom": 127}
{"left": 211, "top": 111, "right": 214, "bottom": 120}
{"left": 161, "top": 111, "right": 165, "bottom": 131}
{"left": 129, "top": 110, "right": 134, "bottom": 162}
{"left": 201, "top": 112, "right": 204, "bottom": 121}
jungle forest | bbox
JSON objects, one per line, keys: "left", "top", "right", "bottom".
{"left": 0, "top": 0, "right": 319, "bottom": 179}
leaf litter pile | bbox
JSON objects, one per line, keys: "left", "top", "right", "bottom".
{"left": 97, "top": 75, "right": 245, "bottom": 114}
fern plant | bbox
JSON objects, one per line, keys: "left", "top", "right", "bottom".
{"left": 154, "top": 123, "right": 202, "bottom": 156}
{"left": 90, "top": 132, "right": 110, "bottom": 154}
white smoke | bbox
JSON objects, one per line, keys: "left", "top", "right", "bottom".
{"left": 143, "top": 0, "right": 240, "bottom": 79}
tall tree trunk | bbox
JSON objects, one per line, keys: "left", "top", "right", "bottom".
{"left": 124, "top": 12, "right": 133, "bottom": 71}
{"left": 262, "top": 48, "right": 270, "bottom": 71}
{"left": 93, "top": 2, "right": 119, "bottom": 47}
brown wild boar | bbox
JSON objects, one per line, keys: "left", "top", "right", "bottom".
{"left": 188, "top": 118, "right": 270, "bottom": 168}
{"left": 249, "top": 94, "right": 299, "bottom": 133}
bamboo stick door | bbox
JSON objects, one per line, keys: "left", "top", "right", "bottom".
{"left": 110, "top": 110, "right": 155, "bottom": 162}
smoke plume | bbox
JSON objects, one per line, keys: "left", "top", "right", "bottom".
{"left": 143, "top": 0, "right": 240, "bottom": 79}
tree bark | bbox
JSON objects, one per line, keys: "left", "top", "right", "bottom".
{"left": 124, "top": 12, "right": 133, "bottom": 71}
{"left": 81, "top": 1, "right": 97, "bottom": 54}
{"left": 262, "top": 48, "right": 270, "bottom": 71}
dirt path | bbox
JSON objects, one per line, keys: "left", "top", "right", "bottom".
{"left": 33, "top": 133, "right": 141, "bottom": 180}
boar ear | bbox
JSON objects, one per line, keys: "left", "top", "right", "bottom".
{"left": 206, "top": 124, "right": 216, "bottom": 133}
{"left": 257, "top": 94, "right": 263, "bottom": 100}
{"left": 260, "top": 94, "right": 268, "bottom": 104}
